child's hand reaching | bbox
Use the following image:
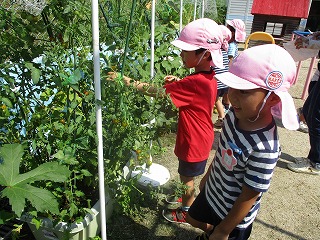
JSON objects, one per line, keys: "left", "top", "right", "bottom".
{"left": 164, "top": 75, "right": 180, "bottom": 84}
{"left": 106, "top": 71, "right": 118, "bottom": 81}
{"left": 107, "top": 72, "right": 131, "bottom": 86}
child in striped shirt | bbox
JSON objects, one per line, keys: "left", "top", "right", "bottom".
{"left": 187, "top": 44, "right": 299, "bottom": 240}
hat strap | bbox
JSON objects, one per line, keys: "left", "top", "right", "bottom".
{"left": 195, "top": 50, "right": 209, "bottom": 67}
{"left": 248, "top": 91, "right": 272, "bottom": 123}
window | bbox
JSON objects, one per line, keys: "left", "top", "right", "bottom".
{"left": 264, "top": 22, "right": 285, "bottom": 37}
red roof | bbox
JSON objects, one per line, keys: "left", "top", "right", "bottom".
{"left": 251, "top": 0, "right": 309, "bottom": 18}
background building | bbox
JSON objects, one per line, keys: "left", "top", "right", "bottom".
{"left": 226, "top": 0, "right": 320, "bottom": 42}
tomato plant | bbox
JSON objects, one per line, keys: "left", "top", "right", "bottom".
{"left": 0, "top": 0, "right": 226, "bottom": 229}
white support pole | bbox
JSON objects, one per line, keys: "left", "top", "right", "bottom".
{"left": 179, "top": 0, "right": 183, "bottom": 32}
{"left": 91, "top": 0, "right": 107, "bottom": 239}
{"left": 149, "top": 0, "right": 155, "bottom": 162}
{"left": 201, "top": 0, "right": 205, "bottom": 18}
{"left": 151, "top": 0, "right": 155, "bottom": 78}
{"left": 193, "top": 0, "right": 197, "bottom": 20}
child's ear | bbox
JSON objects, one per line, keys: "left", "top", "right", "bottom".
{"left": 204, "top": 50, "right": 211, "bottom": 60}
{"left": 268, "top": 93, "right": 281, "bottom": 107}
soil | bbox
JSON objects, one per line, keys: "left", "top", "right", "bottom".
{"left": 107, "top": 58, "right": 320, "bottom": 240}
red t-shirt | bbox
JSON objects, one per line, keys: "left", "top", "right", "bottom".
{"left": 164, "top": 70, "right": 217, "bottom": 162}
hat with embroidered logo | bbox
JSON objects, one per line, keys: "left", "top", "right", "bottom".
{"left": 215, "top": 44, "right": 299, "bottom": 130}
{"left": 171, "top": 18, "right": 224, "bottom": 68}
{"left": 226, "top": 19, "right": 246, "bottom": 42}
{"left": 219, "top": 25, "right": 232, "bottom": 51}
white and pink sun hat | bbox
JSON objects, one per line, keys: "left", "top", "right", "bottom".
{"left": 215, "top": 44, "right": 299, "bottom": 130}
{"left": 171, "top": 18, "right": 224, "bottom": 69}
{"left": 226, "top": 19, "right": 246, "bottom": 42}
{"left": 219, "top": 25, "right": 232, "bottom": 51}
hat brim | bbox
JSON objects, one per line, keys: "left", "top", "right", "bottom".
{"left": 210, "top": 49, "right": 224, "bottom": 69}
{"left": 226, "top": 20, "right": 233, "bottom": 28}
{"left": 171, "top": 40, "right": 224, "bottom": 69}
{"left": 215, "top": 71, "right": 260, "bottom": 89}
{"left": 171, "top": 39, "right": 200, "bottom": 51}
{"left": 235, "top": 31, "right": 246, "bottom": 42}
{"left": 271, "top": 92, "right": 299, "bottom": 130}
{"left": 216, "top": 72, "right": 299, "bottom": 130}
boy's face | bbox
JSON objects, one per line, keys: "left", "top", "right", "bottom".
{"left": 227, "top": 88, "right": 272, "bottom": 127}
{"left": 180, "top": 50, "right": 207, "bottom": 69}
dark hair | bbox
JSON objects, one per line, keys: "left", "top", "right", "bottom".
{"left": 195, "top": 48, "right": 212, "bottom": 61}
{"left": 227, "top": 25, "right": 235, "bottom": 33}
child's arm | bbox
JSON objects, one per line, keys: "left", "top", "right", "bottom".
{"left": 209, "top": 185, "right": 260, "bottom": 240}
{"left": 306, "top": 34, "right": 320, "bottom": 49}
{"left": 295, "top": 32, "right": 320, "bottom": 49}
{"left": 228, "top": 56, "right": 234, "bottom": 66}
{"left": 107, "top": 72, "right": 166, "bottom": 97}
{"left": 164, "top": 75, "right": 180, "bottom": 84}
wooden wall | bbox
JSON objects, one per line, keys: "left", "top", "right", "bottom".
{"left": 251, "top": 15, "right": 300, "bottom": 45}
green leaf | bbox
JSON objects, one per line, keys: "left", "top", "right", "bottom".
{"left": 52, "top": 150, "right": 64, "bottom": 160}
{"left": 3, "top": 184, "right": 60, "bottom": 216}
{"left": 80, "top": 169, "right": 92, "bottom": 177}
{"left": 0, "top": 144, "right": 24, "bottom": 185}
{"left": 0, "top": 97, "right": 13, "bottom": 108}
{"left": 25, "top": 62, "right": 33, "bottom": 70}
{"left": 14, "top": 162, "right": 71, "bottom": 186}
{"left": 61, "top": 69, "right": 82, "bottom": 86}
{"left": 0, "top": 144, "right": 71, "bottom": 217}
{"left": 31, "top": 218, "right": 42, "bottom": 230}
{"left": 31, "top": 67, "right": 41, "bottom": 84}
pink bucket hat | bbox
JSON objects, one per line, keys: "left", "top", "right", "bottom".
{"left": 171, "top": 18, "right": 224, "bottom": 68}
{"left": 226, "top": 19, "right": 246, "bottom": 42}
{"left": 219, "top": 25, "right": 232, "bottom": 51}
{"left": 215, "top": 44, "right": 299, "bottom": 130}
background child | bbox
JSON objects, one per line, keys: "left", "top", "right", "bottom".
{"left": 213, "top": 25, "right": 232, "bottom": 128}
{"left": 288, "top": 31, "right": 320, "bottom": 175}
{"left": 186, "top": 44, "right": 299, "bottom": 240}
{"left": 108, "top": 18, "right": 224, "bottom": 224}
{"left": 221, "top": 19, "right": 246, "bottom": 112}
{"left": 226, "top": 19, "right": 246, "bottom": 64}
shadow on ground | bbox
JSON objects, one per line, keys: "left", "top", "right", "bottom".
{"left": 254, "top": 218, "right": 309, "bottom": 240}
{"left": 107, "top": 180, "right": 201, "bottom": 240}
{"left": 276, "top": 152, "right": 297, "bottom": 169}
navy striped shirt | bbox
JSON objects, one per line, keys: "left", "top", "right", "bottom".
{"left": 205, "top": 109, "right": 280, "bottom": 228}
{"left": 213, "top": 49, "right": 229, "bottom": 89}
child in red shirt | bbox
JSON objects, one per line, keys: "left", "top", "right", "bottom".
{"left": 108, "top": 18, "right": 224, "bottom": 223}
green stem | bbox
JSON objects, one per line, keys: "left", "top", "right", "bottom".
{"left": 121, "top": 0, "right": 137, "bottom": 77}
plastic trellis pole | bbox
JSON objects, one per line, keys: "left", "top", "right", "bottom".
{"left": 130, "top": 0, "right": 169, "bottom": 187}
{"left": 179, "top": 0, "right": 183, "bottom": 32}
{"left": 201, "top": 0, "right": 205, "bottom": 18}
{"left": 121, "top": 0, "right": 137, "bottom": 77}
{"left": 193, "top": 0, "right": 197, "bottom": 20}
{"left": 147, "top": 0, "right": 156, "bottom": 167}
{"left": 91, "top": 0, "right": 107, "bottom": 239}
{"left": 151, "top": 0, "right": 155, "bottom": 79}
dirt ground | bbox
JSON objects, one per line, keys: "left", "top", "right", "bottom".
{"left": 107, "top": 58, "right": 320, "bottom": 240}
